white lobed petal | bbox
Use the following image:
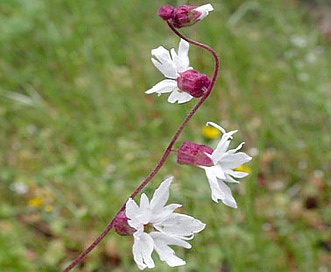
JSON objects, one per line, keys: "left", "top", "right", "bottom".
{"left": 126, "top": 198, "right": 145, "bottom": 229}
{"left": 150, "top": 176, "right": 173, "bottom": 211}
{"left": 154, "top": 213, "right": 206, "bottom": 238}
{"left": 206, "top": 121, "right": 226, "bottom": 134}
{"left": 223, "top": 172, "right": 246, "bottom": 184}
{"left": 221, "top": 152, "right": 252, "bottom": 170}
{"left": 195, "top": 4, "right": 214, "bottom": 21}
{"left": 133, "top": 230, "right": 155, "bottom": 270}
{"left": 150, "top": 203, "right": 182, "bottom": 225}
{"left": 226, "top": 169, "right": 249, "bottom": 179}
{"left": 126, "top": 196, "right": 152, "bottom": 228}
{"left": 126, "top": 198, "right": 139, "bottom": 218}
{"left": 227, "top": 142, "right": 245, "bottom": 154}
{"left": 204, "top": 167, "right": 225, "bottom": 202}
{"left": 216, "top": 179, "right": 237, "bottom": 208}
{"left": 139, "top": 193, "right": 150, "bottom": 211}
{"left": 172, "top": 39, "right": 190, "bottom": 72}
{"left": 205, "top": 164, "right": 226, "bottom": 180}
{"left": 151, "top": 231, "right": 192, "bottom": 250}
{"left": 168, "top": 90, "right": 193, "bottom": 104}
{"left": 145, "top": 79, "right": 178, "bottom": 95}
{"left": 151, "top": 47, "right": 178, "bottom": 79}
{"left": 204, "top": 167, "right": 237, "bottom": 208}
{"left": 150, "top": 232, "right": 188, "bottom": 267}
{"left": 211, "top": 138, "right": 231, "bottom": 164}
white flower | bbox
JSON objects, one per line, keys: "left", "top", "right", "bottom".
{"left": 9, "top": 182, "right": 28, "bottom": 194}
{"left": 126, "top": 176, "right": 206, "bottom": 270}
{"left": 145, "top": 39, "right": 194, "bottom": 104}
{"left": 200, "top": 122, "right": 252, "bottom": 208}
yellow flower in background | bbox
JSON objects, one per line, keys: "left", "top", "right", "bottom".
{"left": 236, "top": 164, "right": 252, "bottom": 174}
{"left": 28, "top": 197, "right": 44, "bottom": 208}
{"left": 28, "top": 196, "right": 54, "bottom": 212}
{"left": 202, "top": 125, "right": 220, "bottom": 139}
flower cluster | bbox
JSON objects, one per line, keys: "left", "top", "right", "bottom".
{"left": 64, "top": 4, "right": 253, "bottom": 272}
{"left": 113, "top": 3, "right": 252, "bottom": 270}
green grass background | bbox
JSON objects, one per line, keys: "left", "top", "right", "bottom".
{"left": 1, "top": 0, "right": 330, "bottom": 271}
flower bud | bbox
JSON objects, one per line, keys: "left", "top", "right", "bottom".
{"left": 158, "top": 4, "right": 214, "bottom": 28}
{"left": 114, "top": 211, "right": 136, "bottom": 236}
{"left": 158, "top": 5, "right": 175, "bottom": 20}
{"left": 177, "top": 69, "right": 211, "bottom": 98}
{"left": 177, "top": 141, "right": 213, "bottom": 167}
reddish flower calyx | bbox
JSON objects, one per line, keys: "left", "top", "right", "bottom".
{"left": 177, "top": 69, "right": 211, "bottom": 98}
{"left": 114, "top": 211, "right": 136, "bottom": 236}
{"left": 177, "top": 141, "right": 213, "bottom": 166}
{"left": 158, "top": 4, "right": 214, "bottom": 28}
{"left": 169, "top": 5, "right": 199, "bottom": 28}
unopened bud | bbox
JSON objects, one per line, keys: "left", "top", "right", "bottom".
{"left": 177, "top": 69, "right": 211, "bottom": 98}
{"left": 114, "top": 211, "right": 136, "bottom": 236}
{"left": 158, "top": 5, "right": 175, "bottom": 20}
{"left": 177, "top": 141, "right": 213, "bottom": 166}
{"left": 158, "top": 4, "right": 214, "bottom": 28}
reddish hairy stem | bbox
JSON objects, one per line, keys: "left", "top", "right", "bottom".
{"left": 63, "top": 22, "right": 219, "bottom": 272}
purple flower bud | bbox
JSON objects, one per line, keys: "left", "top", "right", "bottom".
{"left": 158, "top": 5, "right": 175, "bottom": 20}
{"left": 114, "top": 211, "right": 136, "bottom": 236}
{"left": 159, "top": 4, "right": 214, "bottom": 28}
{"left": 177, "top": 141, "right": 213, "bottom": 167}
{"left": 177, "top": 69, "right": 211, "bottom": 98}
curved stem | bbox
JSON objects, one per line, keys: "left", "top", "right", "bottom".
{"left": 62, "top": 23, "right": 219, "bottom": 272}
{"left": 167, "top": 22, "right": 220, "bottom": 91}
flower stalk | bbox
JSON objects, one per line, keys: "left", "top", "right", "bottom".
{"left": 63, "top": 21, "right": 219, "bottom": 272}
{"left": 62, "top": 4, "right": 253, "bottom": 271}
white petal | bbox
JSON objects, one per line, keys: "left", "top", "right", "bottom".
{"left": 223, "top": 174, "right": 241, "bottom": 184}
{"left": 133, "top": 230, "right": 155, "bottom": 270}
{"left": 168, "top": 90, "right": 193, "bottom": 104}
{"left": 140, "top": 193, "right": 150, "bottom": 211}
{"left": 195, "top": 4, "right": 214, "bottom": 21}
{"left": 178, "top": 39, "right": 189, "bottom": 58}
{"left": 151, "top": 231, "right": 191, "bottom": 249}
{"left": 211, "top": 138, "right": 231, "bottom": 163}
{"left": 206, "top": 121, "right": 226, "bottom": 134}
{"left": 150, "top": 203, "right": 182, "bottom": 225}
{"left": 221, "top": 152, "right": 252, "bottom": 169}
{"left": 151, "top": 47, "right": 177, "bottom": 79}
{"left": 150, "top": 232, "right": 187, "bottom": 267}
{"left": 126, "top": 195, "right": 151, "bottom": 228}
{"left": 154, "top": 213, "right": 206, "bottom": 238}
{"left": 126, "top": 198, "right": 139, "bottom": 219}
{"left": 211, "top": 131, "right": 238, "bottom": 164}
{"left": 150, "top": 177, "right": 173, "bottom": 211}
{"left": 208, "top": 164, "right": 226, "bottom": 180}
{"left": 216, "top": 179, "right": 237, "bottom": 208}
{"left": 227, "top": 170, "right": 249, "bottom": 179}
{"left": 145, "top": 79, "right": 178, "bottom": 94}
{"left": 172, "top": 39, "right": 190, "bottom": 72}
{"left": 227, "top": 142, "right": 245, "bottom": 154}
{"left": 126, "top": 198, "right": 144, "bottom": 229}
{"left": 204, "top": 167, "right": 225, "bottom": 202}
{"left": 223, "top": 172, "right": 245, "bottom": 183}
{"left": 204, "top": 168, "right": 237, "bottom": 208}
